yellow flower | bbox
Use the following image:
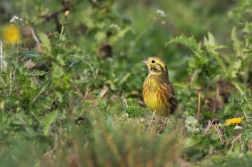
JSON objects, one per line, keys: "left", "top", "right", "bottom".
{"left": 225, "top": 117, "right": 243, "bottom": 126}
{"left": 3, "top": 24, "right": 21, "bottom": 44}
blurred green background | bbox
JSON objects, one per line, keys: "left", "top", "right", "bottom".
{"left": 0, "top": 0, "right": 240, "bottom": 84}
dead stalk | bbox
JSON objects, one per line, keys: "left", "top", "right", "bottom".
{"left": 99, "top": 86, "right": 108, "bottom": 99}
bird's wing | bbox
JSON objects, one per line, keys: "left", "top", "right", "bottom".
{"left": 166, "top": 83, "right": 178, "bottom": 114}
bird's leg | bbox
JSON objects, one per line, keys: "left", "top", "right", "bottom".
{"left": 162, "top": 117, "right": 168, "bottom": 126}
{"left": 157, "top": 117, "right": 168, "bottom": 134}
{"left": 148, "top": 110, "right": 156, "bottom": 128}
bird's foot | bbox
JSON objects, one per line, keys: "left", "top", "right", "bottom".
{"left": 156, "top": 117, "right": 168, "bottom": 134}
{"left": 147, "top": 110, "right": 156, "bottom": 129}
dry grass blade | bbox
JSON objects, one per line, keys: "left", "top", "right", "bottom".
{"left": 214, "top": 124, "right": 224, "bottom": 144}
{"left": 99, "top": 86, "right": 109, "bottom": 99}
{"left": 203, "top": 120, "right": 214, "bottom": 135}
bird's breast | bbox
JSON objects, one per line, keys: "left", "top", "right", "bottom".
{"left": 142, "top": 78, "right": 168, "bottom": 115}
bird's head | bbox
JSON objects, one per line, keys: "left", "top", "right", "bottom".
{"left": 142, "top": 57, "right": 168, "bottom": 77}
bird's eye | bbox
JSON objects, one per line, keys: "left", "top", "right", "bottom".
{"left": 151, "top": 60, "right": 155, "bottom": 63}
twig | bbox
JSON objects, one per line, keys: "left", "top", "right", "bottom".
{"left": 42, "top": 1, "right": 82, "bottom": 22}
{"left": 71, "top": 83, "right": 84, "bottom": 98}
{"left": 229, "top": 133, "right": 242, "bottom": 155}
{"left": 99, "top": 86, "right": 108, "bottom": 99}
{"left": 30, "top": 28, "right": 41, "bottom": 51}
{"left": 84, "top": 88, "right": 91, "bottom": 100}
{"left": 197, "top": 91, "right": 201, "bottom": 122}
{"left": 90, "top": 0, "right": 105, "bottom": 9}
{"left": 0, "top": 41, "right": 6, "bottom": 69}
{"left": 121, "top": 93, "right": 128, "bottom": 107}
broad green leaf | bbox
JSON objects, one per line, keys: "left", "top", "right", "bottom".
{"left": 52, "top": 64, "right": 64, "bottom": 78}
{"left": 42, "top": 110, "right": 58, "bottom": 135}
{"left": 56, "top": 55, "right": 65, "bottom": 66}
{"left": 82, "top": 15, "right": 94, "bottom": 28}
{"left": 231, "top": 81, "right": 245, "bottom": 94}
{"left": 183, "top": 136, "right": 203, "bottom": 148}
{"left": 231, "top": 27, "right": 241, "bottom": 57}
{"left": 95, "top": 31, "right": 106, "bottom": 42}
{"left": 55, "top": 91, "right": 63, "bottom": 103}
{"left": 38, "top": 32, "right": 51, "bottom": 53}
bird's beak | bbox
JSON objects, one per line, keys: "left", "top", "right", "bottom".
{"left": 142, "top": 59, "right": 148, "bottom": 64}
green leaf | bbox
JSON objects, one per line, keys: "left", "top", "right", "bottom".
{"left": 204, "top": 32, "right": 215, "bottom": 46}
{"left": 82, "top": 15, "right": 94, "bottom": 28}
{"left": 212, "top": 52, "right": 227, "bottom": 74}
{"left": 106, "top": 116, "right": 116, "bottom": 131}
{"left": 52, "top": 64, "right": 64, "bottom": 78}
{"left": 56, "top": 55, "right": 65, "bottom": 66}
{"left": 203, "top": 32, "right": 227, "bottom": 74}
{"left": 0, "top": 105, "right": 6, "bottom": 125}
{"left": 32, "top": 79, "right": 51, "bottom": 103}
{"left": 55, "top": 91, "right": 63, "bottom": 103}
{"left": 110, "top": 25, "right": 131, "bottom": 43}
{"left": 231, "top": 81, "right": 245, "bottom": 94}
{"left": 185, "top": 116, "right": 199, "bottom": 133}
{"left": 231, "top": 27, "right": 241, "bottom": 57}
{"left": 38, "top": 32, "right": 51, "bottom": 53}
{"left": 173, "top": 82, "right": 188, "bottom": 88}
{"left": 166, "top": 34, "right": 202, "bottom": 54}
{"left": 26, "top": 69, "right": 48, "bottom": 77}
{"left": 118, "top": 73, "right": 131, "bottom": 85}
{"left": 42, "top": 110, "right": 58, "bottom": 135}
{"left": 183, "top": 136, "right": 203, "bottom": 148}
{"left": 95, "top": 31, "right": 106, "bottom": 42}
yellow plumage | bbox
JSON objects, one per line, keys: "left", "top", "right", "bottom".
{"left": 142, "top": 57, "right": 178, "bottom": 117}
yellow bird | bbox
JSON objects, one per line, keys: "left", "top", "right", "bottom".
{"left": 142, "top": 57, "right": 178, "bottom": 126}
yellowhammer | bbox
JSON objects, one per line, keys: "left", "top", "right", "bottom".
{"left": 142, "top": 57, "right": 178, "bottom": 126}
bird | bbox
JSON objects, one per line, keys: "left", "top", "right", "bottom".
{"left": 142, "top": 57, "right": 178, "bottom": 127}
